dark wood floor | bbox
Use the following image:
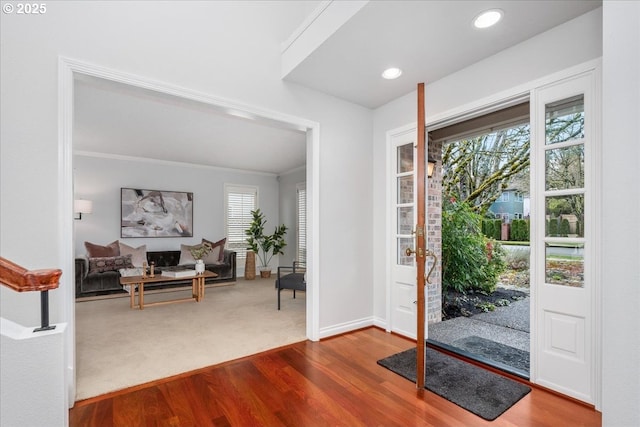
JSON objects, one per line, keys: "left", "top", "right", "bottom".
{"left": 70, "top": 327, "right": 601, "bottom": 427}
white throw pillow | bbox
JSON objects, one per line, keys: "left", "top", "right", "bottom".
{"left": 118, "top": 242, "right": 147, "bottom": 267}
{"left": 178, "top": 244, "right": 198, "bottom": 265}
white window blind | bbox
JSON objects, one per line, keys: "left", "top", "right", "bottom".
{"left": 296, "top": 183, "right": 306, "bottom": 264}
{"left": 225, "top": 185, "right": 257, "bottom": 259}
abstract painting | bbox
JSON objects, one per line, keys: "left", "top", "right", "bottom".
{"left": 121, "top": 188, "right": 193, "bottom": 237}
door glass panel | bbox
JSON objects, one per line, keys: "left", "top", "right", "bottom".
{"left": 545, "top": 95, "right": 584, "bottom": 145}
{"left": 397, "top": 143, "right": 414, "bottom": 173}
{"left": 397, "top": 237, "right": 414, "bottom": 266}
{"left": 397, "top": 207, "right": 413, "bottom": 234}
{"left": 397, "top": 176, "right": 414, "bottom": 204}
{"left": 545, "top": 243, "right": 584, "bottom": 287}
{"left": 546, "top": 145, "right": 584, "bottom": 190}
{"left": 545, "top": 194, "right": 584, "bottom": 237}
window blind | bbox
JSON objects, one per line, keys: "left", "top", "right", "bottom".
{"left": 225, "top": 185, "right": 257, "bottom": 259}
{"left": 296, "top": 183, "right": 307, "bottom": 264}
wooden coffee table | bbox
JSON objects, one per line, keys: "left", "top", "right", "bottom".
{"left": 120, "top": 270, "right": 217, "bottom": 310}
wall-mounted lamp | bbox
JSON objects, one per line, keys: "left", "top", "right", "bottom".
{"left": 74, "top": 199, "right": 93, "bottom": 220}
{"left": 427, "top": 158, "right": 436, "bottom": 178}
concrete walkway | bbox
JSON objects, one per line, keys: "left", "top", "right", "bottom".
{"left": 428, "top": 296, "right": 530, "bottom": 374}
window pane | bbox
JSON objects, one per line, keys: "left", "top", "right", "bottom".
{"left": 545, "top": 95, "right": 584, "bottom": 145}
{"left": 545, "top": 243, "right": 584, "bottom": 287}
{"left": 546, "top": 145, "right": 584, "bottom": 190}
{"left": 397, "top": 237, "right": 414, "bottom": 266}
{"left": 397, "top": 207, "right": 413, "bottom": 234}
{"left": 397, "top": 143, "right": 413, "bottom": 173}
{"left": 397, "top": 176, "right": 413, "bottom": 204}
{"left": 545, "top": 195, "right": 584, "bottom": 237}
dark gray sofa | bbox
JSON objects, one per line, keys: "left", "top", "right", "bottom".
{"left": 75, "top": 249, "right": 236, "bottom": 298}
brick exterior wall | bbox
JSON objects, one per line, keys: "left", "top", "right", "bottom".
{"left": 427, "top": 138, "right": 443, "bottom": 324}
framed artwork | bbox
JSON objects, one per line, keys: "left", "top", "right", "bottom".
{"left": 121, "top": 188, "right": 193, "bottom": 238}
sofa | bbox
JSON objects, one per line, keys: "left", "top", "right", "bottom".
{"left": 75, "top": 249, "right": 236, "bottom": 298}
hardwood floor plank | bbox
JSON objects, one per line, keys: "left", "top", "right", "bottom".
{"left": 70, "top": 327, "right": 601, "bottom": 427}
{"left": 224, "top": 362, "right": 287, "bottom": 426}
{"left": 112, "top": 388, "right": 146, "bottom": 427}
{"left": 201, "top": 365, "right": 266, "bottom": 427}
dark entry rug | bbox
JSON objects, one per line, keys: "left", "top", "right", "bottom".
{"left": 452, "top": 336, "right": 530, "bottom": 373}
{"left": 377, "top": 347, "right": 531, "bottom": 421}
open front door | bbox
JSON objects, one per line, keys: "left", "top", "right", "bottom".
{"left": 389, "top": 83, "right": 436, "bottom": 389}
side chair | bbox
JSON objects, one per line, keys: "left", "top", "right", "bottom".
{"left": 275, "top": 261, "right": 306, "bottom": 310}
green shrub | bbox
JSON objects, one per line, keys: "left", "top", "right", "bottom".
{"left": 548, "top": 218, "right": 559, "bottom": 236}
{"left": 482, "top": 220, "right": 490, "bottom": 238}
{"left": 493, "top": 219, "right": 502, "bottom": 240}
{"left": 442, "top": 199, "right": 506, "bottom": 294}
{"left": 482, "top": 219, "right": 493, "bottom": 239}
{"left": 482, "top": 219, "right": 502, "bottom": 240}
{"left": 510, "top": 219, "right": 530, "bottom": 241}
{"left": 560, "top": 218, "right": 570, "bottom": 237}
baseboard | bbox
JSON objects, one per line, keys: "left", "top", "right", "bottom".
{"left": 372, "top": 316, "right": 388, "bottom": 330}
{"left": 318, "top": 316, "right": 375, "bottom": 339}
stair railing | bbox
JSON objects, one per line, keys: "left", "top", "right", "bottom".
{"left": 0, "top": 257, "right": 62, "bottom": 332}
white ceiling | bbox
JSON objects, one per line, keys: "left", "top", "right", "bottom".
{"left": 74, "top": 75, "right": 308, "bottom": 175}
{"left": 73, "top": 0, "right": 601, "bottom": 174}
{"left": 284, "top": 0, "right": 601, "bottom": 109}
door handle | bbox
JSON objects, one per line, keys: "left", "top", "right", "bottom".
{"left": 405, "top": 247, "right": 423, "bottom": 257}
{"left": 406, "top": 247, "right": 438, "bottom": 284}
{"left": 424, "top": 250, "right": 437, "bottom": 285}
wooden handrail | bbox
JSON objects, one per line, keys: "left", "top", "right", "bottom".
{"left": 0, "top": 257, "right": 61, "bottom": 292}
{"left": 0, "top": 256, "right": 62, "bottom": 332}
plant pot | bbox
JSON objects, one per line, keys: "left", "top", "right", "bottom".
{"left": 260, "top": 269, "right": 272, "bottom": 278}
{"left": 244, "top": 251, "right": 256, "bottom": 280}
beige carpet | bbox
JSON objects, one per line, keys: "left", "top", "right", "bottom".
{"left": 75, "top": 277, "right": 306, "bottom": 401}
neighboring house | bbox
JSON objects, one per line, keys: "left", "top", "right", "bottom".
{"left": 1, "top": 3, "right": 638, "bottom": 427}
{"left": 488, "top": 189, "right": 528, "bottom": 222}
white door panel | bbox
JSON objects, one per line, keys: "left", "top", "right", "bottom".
{"left": 391, "top": 277, "right": 416, "bottom": 337}
{"left": 532, "top": 71, "right": 598, "bottom": 404}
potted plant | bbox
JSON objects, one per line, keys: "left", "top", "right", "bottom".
{"left": 245, "top": 209, "right": 287, "bottom": 278}
{"left": 189, "top": 242, "right": 212, "bottom": 274}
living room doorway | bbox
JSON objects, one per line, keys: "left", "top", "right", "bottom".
{"left": 60, "top": 58, "right": 319, "bottom": 402}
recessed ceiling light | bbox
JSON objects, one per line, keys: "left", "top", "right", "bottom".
{"left": 473, "top": 9, "right": 503, "bottom": 29}
{"left": 382, "top": 67, "right": 402, "bottom": 80}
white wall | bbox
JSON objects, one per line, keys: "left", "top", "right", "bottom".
{"left": 601, "top": 2, "right": 640, "bottom": 426}
{"left": 278, "top": 167, "right": 306, "bottom": 266}
{"left": 371, "top": 7, "right": 603, "bottom": 326}
{"left": 74, "top": 154, "right": 280, "bottom": 258}
{"left": 1, "top": 320, "right": 68, "bottom": 427}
